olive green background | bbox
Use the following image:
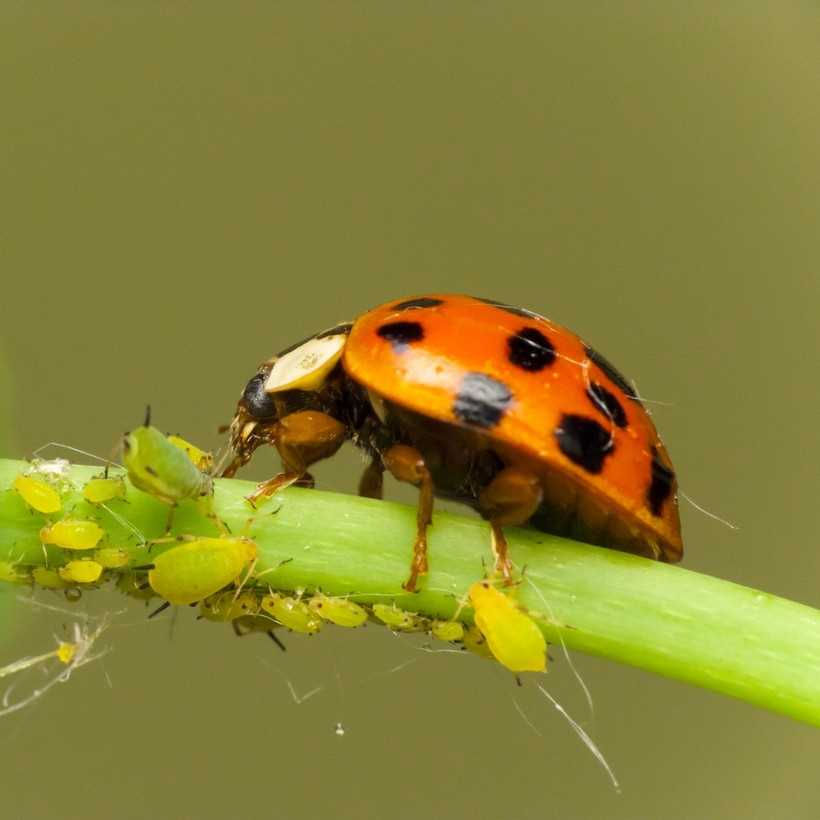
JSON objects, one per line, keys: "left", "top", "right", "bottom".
{"left": 1, "top": 4, "right": 819, "bottom": 819}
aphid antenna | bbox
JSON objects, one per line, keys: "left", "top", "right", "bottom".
{"left": 143, "top": 404, "right": 152, "bottom": 428}
{"left": 98, "top": 502, "right": 147, "bottom": 548}
{"left": 31, "top": 442, "right": 122, "bottom": 471}
{"left": 679, "top": 488, "right": 739, "bottom": 531}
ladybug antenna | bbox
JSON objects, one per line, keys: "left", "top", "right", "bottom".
{"left": 144, "top": 404, "right": 152, "bottom": 428}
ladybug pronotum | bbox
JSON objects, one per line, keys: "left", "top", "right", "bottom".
{"left": 223, "top": 294, "right": 682, "bottom": 591}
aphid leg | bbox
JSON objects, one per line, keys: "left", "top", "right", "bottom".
{"left": 266, "top": 631, "right": 287, "bottom": 652}
{"left": 196, "top": 495, "right": 230, "bottom": 536}
{"left": 164, "top": 503, "right": 178, "bottom": 535}
{"left": 148, "top": 601, "right": 171, "bottom": 619}
{"left": 478, "top": 468, "right": 543, "bottom": 584}
{"left": 382, "top": 444, "right": 434, "bottom": 592}
{"left": 358, "top": 459, "right": 384, "bottom": 500}
{"left": 246, "top": 411, "right": 346, "bottom": 506}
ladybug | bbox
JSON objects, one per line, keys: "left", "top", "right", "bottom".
{"left": 223, "top": 294, "right": 682, "bottom": 591}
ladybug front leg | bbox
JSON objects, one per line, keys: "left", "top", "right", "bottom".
{"left": 246, "top": 411, "right": 346, "bottom": 506}
{"left": 478, "top": 468, "right": 543, "bottom": 584}
{"left": 382, "top": 444, "right": 434, "bottom": 592}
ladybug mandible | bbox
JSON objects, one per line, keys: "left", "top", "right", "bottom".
{"left": 223, "top": 294, "right": 682, "bottom": 591}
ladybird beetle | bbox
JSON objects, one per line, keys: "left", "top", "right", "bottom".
{"left": 223, "top": 294, "right": 681, "bottom": 591}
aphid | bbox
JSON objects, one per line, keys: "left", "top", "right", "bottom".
{"left": 83, "top": 475, "right": 127, "bottom": 505}
{"left": 461, "top": 623, "right": 495, "bottom": 661}
{"left": 224, "top": 294, "right": 682, "bottom": 592}
{"left": 58, "top": 560, "right": 103, "bottom": 584}
{"left": 260, "top": 593, "right": 322, "bottom": 634}
{"left": 116, "top": 571, "right": 156, "bottom": 601}
{"left": 13, "top": 474, "right": 62, "bottom": 515}
{"left": 122, "top": 410, "right": 222, "bottom": 533}
{"left": 0, "top": 560, "right": 31, "bottom": 585}
{"left": 40, "top": 519, "right": 104, "bottom": 550}
{"left": 430, "top": 619, "right": 464, "bottom": 642}
{"left": 199, "top": 590, "right": 260, "bottom": 622}
{"left": 147, "top": 536, "right": 257, "bottom": 606}
{"left": 371, "top": 603, "right": 425, "bottom": 632}
{"left": 199, "top": 592, "right": 286, "bottom": 650}
{"left": 469, "top": 580, "right": 546, "bottom": 673}
{"left": 308, "top": 593, "right": 368, "bottom": 628}
{"left": 166, "top": 435, "right": 215, "bottom": 472}
{"left": 32, "top": 567, "right": 69, "bottom": 590}
{"left": 93, "top": 547, "right": 130, "bottom": 569}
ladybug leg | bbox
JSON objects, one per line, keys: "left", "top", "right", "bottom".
{"left": 246, "top": 411, "right": 346, "bottom": 506}
{"left": 382, "top": 444, "right": 434, "bottom": 592}
{"left": 358, "top": 458, "right": 384, "bottom": 500}
{"left": 478, "top": 468, "right": 543, "bottom": 584}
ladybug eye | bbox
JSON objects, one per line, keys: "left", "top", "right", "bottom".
{"left": 242, "top": 373, "right": 277, "bottom": 420}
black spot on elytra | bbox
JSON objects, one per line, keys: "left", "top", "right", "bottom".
{"left": 554, "top": 414, "right": 614, "bottom": 474}
{"left": 392, "top": 297, "right": 444, "bottom": 311}
{"left": 377, "top": 321, "right": 424, "bottom": 351}
{"left": 507, "top": 327, "right": 556, "bottom": 372}
{"left": 583, "top": 344, "right": 640, "bottom": 402}
{"left": 647, "top": 446, "right": 675, "bottom": 516}
{"left": 473, "top": 296, "right": 546, "bottom": 321}
{"left": 317, "top": 322, "right": 353, "bottom": 338}
{"left": 586, "top": 382, "right": 627, "bottom": 428}
{"left": 242, "top": 372, "right": 277, "bottom": 419}
{"left": 452, "top": 372, "right": 512, "bottom": 428}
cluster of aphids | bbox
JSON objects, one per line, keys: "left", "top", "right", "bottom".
{"left": 2, "top": 420, "right": 548, "bottom": 675}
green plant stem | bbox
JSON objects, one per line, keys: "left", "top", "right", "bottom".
{"left": 1, "top": 458, "right": 819, "bottom": 727}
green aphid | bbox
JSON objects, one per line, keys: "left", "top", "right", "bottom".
{"left": 308, "top": 592, "right": 368, "bottom": 628}
{"left": 121, "top": 408, "right": 221, "bottom": 533}
{"left": 371, "top": 603, "right": 425, "bottom": 632}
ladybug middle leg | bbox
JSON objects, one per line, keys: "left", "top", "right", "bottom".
{"left": 246, "top": 410, "right": 346, "bottom": 506}
{"left": 478, "top": 468, "right": 543, "bottom": 584}
{"left": 381, "top": 444, "right": 434, "bottom": 592}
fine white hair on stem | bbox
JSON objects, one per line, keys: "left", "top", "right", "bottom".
{"left": 521, "top": 570, "right": 595, "bottom": 721}
{"left": 537, "top": 684, "right": 621, "bottom": 794}
{"left": 679, "top": 489, "right": 739, "bottom": 531}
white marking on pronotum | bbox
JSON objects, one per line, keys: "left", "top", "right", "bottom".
{"left": 265, "top": 334, "right": 347, "bottom": 394}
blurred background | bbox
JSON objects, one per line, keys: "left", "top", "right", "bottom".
{"left": 1, "top": 3, "right": 819, "bottom": 818}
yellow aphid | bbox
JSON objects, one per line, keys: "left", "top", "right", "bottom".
{"left": 468, "top": 581, "right": 546, "bottom": 673}
{"left": 116, "top": 571, "right": 156, "bottom": 600}
{"left": 148, "top": 537, "right": 257, "bottom": 606}
{"left": 372, "top": 603, "right": 423, "bottom": 631}
{"left": 260, "top": 593, "right": 322, "bottom": 634}
{"left": 200, "top": 591, "right": 259, "bottom": 622}
{"left": 93, "top": 547, "right": 130, "bottom": 569}
{"left": 461, "top": 623, "right": 495, "bottom": 661}
{"left": 308, "top": 593, "right": 368, "bottom": 628}
{"left": 13, "top": 474, "right": 62, "bottom": 515}
{"left": 83, "top": 476, "right": 126, "bottom": 505}
{"left": 57, "top": 642, "right": 78, "bottom": 664}
{"left": 166, "top": 435, "right": 214, "bottom": 472}
{"left": 0, "top": 560, "right": 31, "bottom": 585}
{"left": 431, "top": 619, "right": 464, "bottom": 642}
{"left": 59, "top": 560, "right": 103, "bottom": 584}
{"left": 32, "top": 567, "right": 69, "bottom": 589}
{"left": 40, "top": 519, "right": 104, "bottom": 550}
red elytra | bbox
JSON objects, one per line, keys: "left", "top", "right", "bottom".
{"left": 224, "top": 294, "right": 681, "bottom": 590}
